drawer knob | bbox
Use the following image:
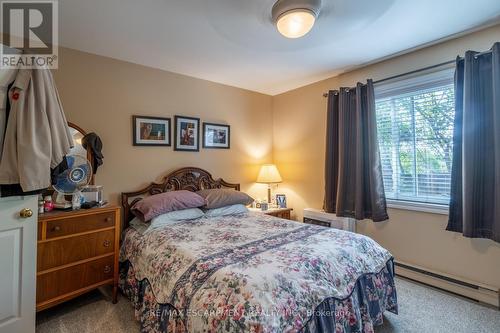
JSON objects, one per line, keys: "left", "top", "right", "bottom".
{"left": 103, "top": 265, "right": 112, "bottom": 274}
{"left": 103, "top": 240, "right": 111, "bottom": 247}
{"left": 105, "top": 217, "right": 112, "bottom": 222}
{"left": 19, "top": 208, "right": 33, "bottom": 218}
{"left": 52, "top": 226, "right": 61, "bottom": 232}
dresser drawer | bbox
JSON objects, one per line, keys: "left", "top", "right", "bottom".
{"left": 38, "top": 222, "right": 42, "bottom": 240}
{"left": 36, "top": 256, "right": 114, "bottom": 303}
{"left": 46, "top": 211, "right": 115, "bottom": 239}
{"left": 37, "top": 229, "right": 115, "bottom": 271}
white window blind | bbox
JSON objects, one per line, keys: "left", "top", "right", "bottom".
{"left": 375, "top": 68, "right": 455, "bottom": 206}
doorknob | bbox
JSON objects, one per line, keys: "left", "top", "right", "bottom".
{"left": 19, "top": 208, "right": 33, "bottom": 218}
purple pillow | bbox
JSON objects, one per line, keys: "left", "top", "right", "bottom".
{"left": 131, "top": 190, "right": 206, "bottom": 222}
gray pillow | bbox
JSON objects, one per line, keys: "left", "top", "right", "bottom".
{"left": 196, "top": 189, "right": 254, "bottom": 209}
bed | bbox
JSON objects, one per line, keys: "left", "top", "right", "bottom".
{"left": 119, "top": 167, "right": 398, "bottom": 333}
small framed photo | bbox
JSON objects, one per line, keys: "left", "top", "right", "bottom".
{"left": 174, "top": 115, "right": 200, "bottom": 151}
{"left": 203, "top": 123, "right": 230, "bottom": 149}
{"left": 133, "top": 116, "right": 171, "bottom": 146}
{"left": 276, "top": 194, "right": 287, "bottom": 208}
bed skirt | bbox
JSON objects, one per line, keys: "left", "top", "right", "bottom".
{"left": 119, "top": 259, "right": 397, "bottom": 333}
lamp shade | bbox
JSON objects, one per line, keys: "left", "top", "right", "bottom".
{"left": 257, "top": 164, "right": 282, "bottom": 184}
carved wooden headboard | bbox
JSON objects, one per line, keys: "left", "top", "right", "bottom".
{"left": 121, "top": 167, "right": 240, "bottom": 227}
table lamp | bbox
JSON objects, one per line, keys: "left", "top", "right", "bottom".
{"left": 256, "top": 164, "right": 282, "bottom": 204}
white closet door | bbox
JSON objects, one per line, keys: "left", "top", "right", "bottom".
{"left": 0, "top": 196, "right": 37, "bottom": 333}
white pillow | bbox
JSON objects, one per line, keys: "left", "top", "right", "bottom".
{"left": 129, "top": 208, "right": 204, "bottom": 234}
{"left": 204, "top": 204, "right": 249, "bottom": 218}
{"left": 129, "top": 217, "right": 149, "bottom": 234}
{"left": 148, "top": 208, "right": 205, "bottom": 229}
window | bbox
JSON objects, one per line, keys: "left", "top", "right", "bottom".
{"left": 375, "top": 68, "right": 455, "bottom": 207}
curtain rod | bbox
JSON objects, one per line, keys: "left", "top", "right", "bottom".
{"left": 322, "top": 49, "right": 494, "bottom": 98}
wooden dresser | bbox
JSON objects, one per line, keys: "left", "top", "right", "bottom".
{"left": 36, "top": 205, "right": 121, "bottom": 311}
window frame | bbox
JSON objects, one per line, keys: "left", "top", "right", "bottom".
{"left": 374, "top": 65, "right": 455, "bottom": 214}
{"left": 386, "top": 199, "right": 449, "bottom": 215}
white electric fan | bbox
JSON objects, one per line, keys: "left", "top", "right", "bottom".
{"left": 52, "top": 154, "right": 93, "bottom": 209}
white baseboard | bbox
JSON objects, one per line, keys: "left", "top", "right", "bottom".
{"left": 395, "top": 261, "right": 499, "bottom": 308}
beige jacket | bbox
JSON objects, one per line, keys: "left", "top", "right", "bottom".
{"left": 0, "top": 68, "right": 73, "bottom": 191}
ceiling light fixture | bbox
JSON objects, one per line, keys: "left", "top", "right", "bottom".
{"left": 272, "top": 0, "right": 321, "bottom": 39}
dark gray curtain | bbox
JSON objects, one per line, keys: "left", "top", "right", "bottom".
{"left": 447, "top": 43, "right": 500, "bottom": 243}
{"left": 324, "top": 80, "right": 388, "bottom": 222}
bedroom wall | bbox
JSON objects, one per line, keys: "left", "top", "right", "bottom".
{"left": 52, "top": 48, "right": 273, "bottom": 206}
{"left": 272, "top": 24, "right": 500, "bottom": 288}
{"left": 51, "top": 26, "right": 500, "bottom": 288}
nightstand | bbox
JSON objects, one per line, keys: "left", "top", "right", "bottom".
{"left": 36, "top": 205, "right": 121, "bottom": 311}
{"left": 249, "top": 207, "right": 293, "bottom": 220}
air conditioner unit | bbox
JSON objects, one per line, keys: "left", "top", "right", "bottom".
{"left": 303, "top": 208, "right": 356, "bottom": 232}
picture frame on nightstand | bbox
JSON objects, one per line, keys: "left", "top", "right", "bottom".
{"left": 276, "top": 194, "right": 287, "bottom": 208}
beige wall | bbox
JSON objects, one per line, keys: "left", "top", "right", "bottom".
{"left": 272, "top": 24, "right": 500, "bottom": 288}
{"left": 52, "top": 26, "right": 500, "bottom": 288}
{"left": 52, "top": 48, "right": 273, "bottom": 205}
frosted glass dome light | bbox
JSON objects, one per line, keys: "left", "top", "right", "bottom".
{"left": 276, "top": 9, "right": 316, "bottom": 38}
{"left": 272, "top": 0, "right": 321, "bottom": 39}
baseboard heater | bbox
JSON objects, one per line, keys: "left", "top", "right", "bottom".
{"left": 303, "top": 208, "right": 356, "bottom": 232}
{"left": 395, "top": 261, "right": 500, "bottom": 309}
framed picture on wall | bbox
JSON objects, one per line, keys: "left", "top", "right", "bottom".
{"left": 174, "top": 115, "right": 200, "bottom": 151}
{"left": 133, "top": 116, "right": 171, "bottom": 146}
{"left": 203, "top": 123, "right": 230, "bottom": 149}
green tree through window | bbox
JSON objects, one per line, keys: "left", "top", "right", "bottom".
{"left": 376, "top": 84, "right": 455, "bottom": 205}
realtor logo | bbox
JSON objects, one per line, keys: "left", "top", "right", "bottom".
{"left": 1, "top": 0, "right": 58, "bottom": 68}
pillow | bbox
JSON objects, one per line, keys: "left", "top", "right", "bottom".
{"left": 148, "top": 208, "right": 205, "bottom": 231}
{"left": 131, "top": 190, "right": 206, "bottom": 222}
{"left": 204, "top": 204, "right": 249, "bottom": 218}
{"left": 196, "top": 188, "right": 254, "bottom": 209}
{"left": 129, "top": 217, "right": 149, "bottom": 234}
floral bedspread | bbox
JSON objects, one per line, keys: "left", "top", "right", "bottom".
{"left": 119, "top": 212, "right": 397, "bottom": 333}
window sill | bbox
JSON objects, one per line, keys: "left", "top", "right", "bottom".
{"left": 386, "top": 200, "right": 449, "bottom": 215}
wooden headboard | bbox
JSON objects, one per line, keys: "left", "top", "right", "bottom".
{"left": 121, "top": 167, "right": 240, "bottom": 227}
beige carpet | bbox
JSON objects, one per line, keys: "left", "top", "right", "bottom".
{"left": 36, "top": 277, "right": 500, "bottom": 333}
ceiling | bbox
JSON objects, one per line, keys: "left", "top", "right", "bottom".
{"left": 57, "top": 0, "right": 500, "bottom": 95}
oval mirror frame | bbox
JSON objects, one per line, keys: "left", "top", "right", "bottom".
{"left": 67, "top": 122, "right": 95, "bottom": 185}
